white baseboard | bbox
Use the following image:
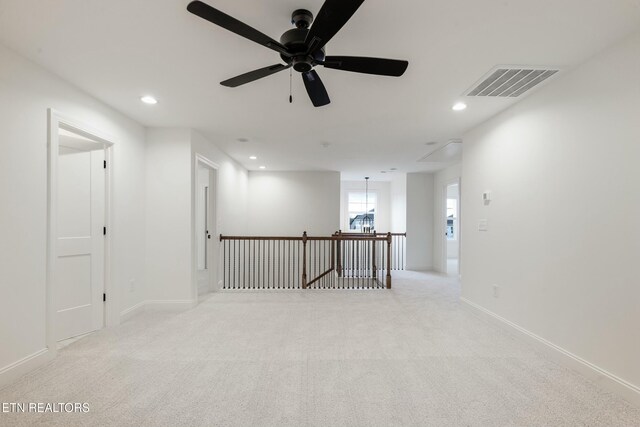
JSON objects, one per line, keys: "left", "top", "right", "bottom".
{"left": 0, "top": 348, "right": 54, "bottom": 390}
{"left": 120, "top": 299, "right": 196, "bottom": 322}
{"left": 461, "top": 297, "right": 640, "bottom": 408}
{"left": 119, "top": 300, "right": 146, "bottom": 322}
{"left": 145, "top": 299, "right": 196, "bottom": 310}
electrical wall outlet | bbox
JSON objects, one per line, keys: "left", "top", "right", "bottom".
{"left": 492, "top": 284, "right": 500, "bottom": 298}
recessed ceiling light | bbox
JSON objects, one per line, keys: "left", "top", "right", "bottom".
{"left": 259, "top": 165, "right": 266, "bottom": 169}
{"left": 452, "top": 102, "right": 467, "bottom": 111}
{"left": 237, "top": 137, "right": 249, "bottom": 142}
{"left": 390, "top": 167, "right": 397, "bottom": 171}
{"left": 425, "top": 141, "right": 438, "bottom": 146}
{"left": 249, "top": 156, "right": 257, "bottom": 160}
{"left": 140, "top": 95, "right": 158, "bottom": 105}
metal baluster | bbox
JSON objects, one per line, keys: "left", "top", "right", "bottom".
{"left": 251, "top": 240, "right": 254, "bottom": 289}
{"left": 267, "top": 239, "right": 270, "bottom": 289}
{"left": 241, "top": 240, "right": 244, "bottom": 289}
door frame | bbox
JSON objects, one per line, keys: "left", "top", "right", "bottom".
{"left": 440, "top": 177, "right": 462, "bottom": 275}
{"left": 192, "top": 153, "right": 219, "bottom": 302}
{"left": 47, "top": 109, "right": 115, "bottom": 352}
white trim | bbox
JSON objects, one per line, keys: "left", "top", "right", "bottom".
{"left": 119, "top": 301, "right": 147, "bottom": 323}
{"left": 119, "top": 300, "right": 197, "bottom": 323}
{"left": 461, "top": 297, "right": 640, "bottom": 407}
{"left": 193, "top": 153, "right": 220, "bottom": 302}
{"left": 0, "top": 349, "right": 53, "bottom": 390}
{"left": 47, "top": 109, "right": 117, "bottom": 354}
{"left": 145, "top": 300, "right": 197, "bottom": 310}
{"left": 195, "top": 153, "right": 219, "bottom": 170}
{"left": 437, "top": 177, "right": 461, "bottom": 274}
{"left": 104, "top": 142, "right": 116, "bottom": 327}
{"left": 344, "top": 188, "right": 379, "bottom": 232}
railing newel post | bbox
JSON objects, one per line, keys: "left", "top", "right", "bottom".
{"left": 302, "top": 231, "right": 308, "bottom": 289}
{"left": 386, "top": 232, "right": 392, "bottom": 289}
{"left": 337, "top": 230, "right": 343, "bottom": 277}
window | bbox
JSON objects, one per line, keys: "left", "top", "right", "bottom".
{"left": 348, "top": 191, "right": 377, "bottom": 232}
{"left": 446, "top": 198, "right": 457, "bottom": 240}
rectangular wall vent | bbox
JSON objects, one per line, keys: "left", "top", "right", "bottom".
{"left": 466, "top": 67, "right": 559, "bottom": 97}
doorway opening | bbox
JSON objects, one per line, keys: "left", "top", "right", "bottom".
{"left": 47, "top": 110, "right": 114, "bottom": 351}
{"left": 445, "top": 182, "right": 460, "bottom": 276}
{"left": 195, "top": 155, "right": 218, "bottom": 298}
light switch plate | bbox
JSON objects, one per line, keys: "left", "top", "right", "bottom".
{"left": 478, "top": 219, "right": 489, "bottom": 231}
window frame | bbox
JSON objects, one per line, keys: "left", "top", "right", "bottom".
{"left": 345, "top": 189, "right": 379, "bottom": 233}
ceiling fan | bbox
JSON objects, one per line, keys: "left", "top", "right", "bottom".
{"left": 186, "top": 0, "right": 409, "bottom": 107}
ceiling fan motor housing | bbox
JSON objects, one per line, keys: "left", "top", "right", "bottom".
{"left": 280, "top": 26, "right": 326, "bottom": 72}
{"left": 291, "top": 9, "right": 313, "bottom": 29}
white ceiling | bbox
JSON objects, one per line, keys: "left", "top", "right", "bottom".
{"left": 1, "top": 0, "right": 639, "bottom": 176}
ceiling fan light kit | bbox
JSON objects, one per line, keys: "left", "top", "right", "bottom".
{"left": 186, "top": 0, "right": 409, "bottom": 107}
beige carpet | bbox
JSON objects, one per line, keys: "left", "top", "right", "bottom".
{"left": 1, "top": 271, "right": 638, "bottom": 426}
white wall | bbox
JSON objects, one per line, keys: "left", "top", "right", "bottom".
{"left": 461, "top": 32, "right": 640, "bottom": 402}
{"left": 390, "top": 173, "right": 407, "bottom": 233}
{"left": 144, "top": 129, "right": 250, "bottom": 304}
{"left": 340, "top": 180, "right": 391, "bottom": 232}
{"left": 0, "top": 43, "right": 147, "bottom": 386}
{"left": 190, "top": 130, "right": 248, "bottom": 294}
{"left": 433, "top": 164, "right": 462, "bottom": 273}
{"left": 144, "top": 129, "right": 192, "bottom": 303}
{"left": 406, "top": 173, "right": 435, "bottom": 270}
{"left": 248, "top": 171, "right": 340, "bottom": 236}
{"left": 191, "top": 130, "right": 248, "bottom": 236}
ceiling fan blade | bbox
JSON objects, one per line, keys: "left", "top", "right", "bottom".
{"left": 302, "top": 70, "right": 331, "bottom": 107}
{"left": 323, "top": 56, "right": 409, "bottom": 77}
{"left": 305, "top": 0, "right": 365, "bottom": 53}
{"left": 187, "top": 1, "right": 291, "bottom": 56}
{"left": 220, "top": 64, "right": 291, "bottom": 87}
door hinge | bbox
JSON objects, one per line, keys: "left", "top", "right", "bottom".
{"left": 103, "top": 160, "right": 107, "bottom": 169}
{"left": 103, "top": 293, "right": 106, "bottom": 302}
{"left": 103, "top": 226, "right": 107, "bottom": 236}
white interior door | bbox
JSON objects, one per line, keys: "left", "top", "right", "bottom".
{"left": 197, "top": 166, "right": 212, "bottom": 295}
{"left": 445, "top": 183, "right": 460, "bottom": 275}
{"left": 55, "top": 141, "right": 105, "bottom": 341}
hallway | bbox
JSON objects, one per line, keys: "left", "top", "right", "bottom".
{"left": 1, "top": 272, "right": 637, "bottom": 426}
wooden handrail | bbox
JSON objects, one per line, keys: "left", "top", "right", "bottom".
{"left": 306, "top": 267, "right": 334, "bottom": 287}
{"left": 220, "top": 231, "right": 406, "bottom": 289}
{"left": 220, "top": 235, "right": 390, "bottom": 241}
{"left": 220, "top": 235, "right": 303, "bottom": 241}
{"left": 333, "top": 231, "right": 406, "bottom": 237}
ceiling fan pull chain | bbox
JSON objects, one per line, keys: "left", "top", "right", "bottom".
{"left": 289, "top": 68, "right": 293, "bottom": 103}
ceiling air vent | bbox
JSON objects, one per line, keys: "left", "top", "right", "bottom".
{"left": 466, "top": 67, "right": 559, "bottom": 97}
